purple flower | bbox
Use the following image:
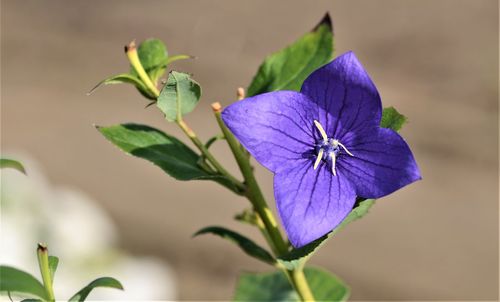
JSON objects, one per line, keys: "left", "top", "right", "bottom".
{"left": 222, "top": 52, "right": 421, "bottom": 248}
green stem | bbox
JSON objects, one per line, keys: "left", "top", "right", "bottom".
{"left": 126, "top": 49, "right": 245, "bottom": 194}
{"left": 212, "top": 104, "right": 287, "bottom": 255}
{"left": 177, "top": 120, "right": 246, "bottom": 193}
{"left": 290, "top": 269, "right": 315, "bottom": 301}
{"left": 37, "top": 244, "right": 55, "bottom": 301}
{"left": 212, "top": 103, "right": 315, "bottom": 301}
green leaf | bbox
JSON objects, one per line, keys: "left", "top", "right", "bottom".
{"left": 97, "top": 123, "right": 238, "bottom": 191}
{"left": 48, "top": 256, "right": 58, "bottom": 285}
{"left": 131, "top": 38, "right": 169, "bottom": 85}
{"left": 0, "top": 266, "right": 48, "bottom": 300}
{"left": 233, "top": 267, "right": 349, "bottom": 301}
{"left": 234, "top": 208, "right": 259, "bottom": 226}
{"left": 247, "top": 13, "right": 333, "bottom": 97}
{"left": 0, "top": 158, "right": 26, "bottom": 174}
{"left": 157, "top": 71, "right": 201, "bottom": 122}
{"left": 194, "top": 226, "right": 275, "bottom": 265}
{"left": 381, "top": 106, "right": 407, "bottom": 132}
{"left": 68, "top": 277, "right": 123, "bottom": 302}
{"left": 278, "top": 199, "right": 376, "bottom": 270}
{"left": 87, "top": 73, "right": 155, "bottom": 100}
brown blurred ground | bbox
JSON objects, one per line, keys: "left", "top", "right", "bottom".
{"left": 1, "top": 0, "right": 498, "bottom": 300}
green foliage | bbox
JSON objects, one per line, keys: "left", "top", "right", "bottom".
{"left": 47, "top": 256, "right": 59, "bottom": 285}
{"left": 233, "top": 267, "right": 349, "bottom": 301}
{"left": 381, "top": 106, "right": 407, "bottom": 132}
{"left": 90, "top": 38, "right": 191, "bottom": 99}
{"left": 234, "top": 209, "right": 259, "bottom": 227}
{"left": 68, "top": 277, "right": 123, "bottom": 302}
{"left": 247, "top": 13, "right": 333, "bottom": 96}
{"left": 88, "top": 74, "right": 155, "bottom": 99}
{"left": 97, "top": 123, "right": 238, "bottom": 191}
{"left": 157, "top": 71, "right": 202, "bottom": 122}
{"left": 194, "top": 226, "right": 275, "bottom": 265}
{"left": 0, "top": 158, "right": 26, "bottom": 174}
{"left": 0, "top": 266, "right": 48, "bottom": 301}
{"left": 130, "top": 38, "right": 168, "bottom": 85}
{"left": 278, "top": 199, "right": 376, "bottom": 270}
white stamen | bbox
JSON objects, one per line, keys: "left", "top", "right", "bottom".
{"left": 337, "top": 141, "right": 354, "bottom": 156}
{"left": 313, "top": 120, "right": 328, "bottom": 141}
{"left": 329, "top": 152, "right": 337, "bottom": 176}
{"left": 313, "top": 149, "right": 323, "bottom": 170}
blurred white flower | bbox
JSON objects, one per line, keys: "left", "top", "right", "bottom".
{"left": 0, "top": 156, "right": 176, "bottom": 300}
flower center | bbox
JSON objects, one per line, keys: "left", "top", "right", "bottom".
{"left": 312, "top": 120, "right": 353, "bottom": 176}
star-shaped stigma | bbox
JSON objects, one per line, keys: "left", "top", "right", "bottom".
{"left": 312, "top": 119, "right": 354, "bottom": 175}
{"left": 222, "top": 51, "right": 421, "bottom": 247}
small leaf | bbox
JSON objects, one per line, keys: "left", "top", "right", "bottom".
{"left": 278, "top": 199, "right": 376, "bottom": 270}
{"left": 204, "top": 134, "right": 225, "bottom": 150}
{"left": 0, "top": 266, "right": 48, "bottom": 300}
{"left": 247, "top": 13, "right": 333, "bottom": 96}
{"left": 131, "top": 38, "right": 169, "bottom": 85}
{"left": 233, "top": 267, "right": 349, "bottom": 301}
{"left": 166, "top": 54, "right": 193, "bottom": 65}
{"left": 97, "top": 123, "right": 239, "bottom": 192}
{"left": 157, "top": 71, "right": 201, "bottom": 122}
{"left": 48, "top": 256, "right": 58, "bottom": 285}
{"left": 234, "top": 209, "right": 259, "bottom": 226}
{"left": 0, "top": 158, "right": 26, "bottom": 174}
{"left": 87, "top": 74, "right": 155, "bottom": 100}
{"left": 381, "top": 106, "right": 407, "bottom": 132}
{"left": 68, "top": 277, "right": 123, "bottom": 302}
{"left": 194, "top": 226, "right": 275, "bottom": 265}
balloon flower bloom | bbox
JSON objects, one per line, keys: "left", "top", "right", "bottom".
{"left": 222, "top": 51, "right": 421, "bottom": 248}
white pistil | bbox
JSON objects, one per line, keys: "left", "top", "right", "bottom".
{"left": 312, "top": 120, "right": 354, "bottom": 176}
{"left": 329, "top": 152, "right": 337, "bottom": 176}
{"left": 313, "top": 120, "right": 328, "bottom": 141}
{"left": 313, "top": 148, "right": 324, "bottom": 170}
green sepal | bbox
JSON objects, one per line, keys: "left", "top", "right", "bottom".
{"left": 48, "top": 256, "right": 58, "bottom": 286}
{"left": 130, "top": 38, "right": 168, "bottom": 85}
{"left": 68, "top": 277, "right": 123, "bottom": 302}
{"left": 0, "top": 158, "right": 26, "bottom": 174}
{"left": 381, "top": 106, "right": 407, "bottom": 132}
{"left": 234, "top": 209, "right": 259, "bottom": 226}
{"left": 166, "top": 54, "right": 193, "bottom": 65}
{"left": 247, "top": 13, "right": 333, "bottom": 97}
{"left": 0, "top": 266, "right": 48, "bottom": 301}
{"left": 277, "top": 199, "right": 375, "bottom": 270}
{"left": 87, "top": 73, "right": 156, "bottom": 100}
{"left": 194, "top": 226, "right": 275, "bottom": 265}
{"left": 157, "top": 71, "right": 201, "bottom": 122}
{"left": 233, "top": 267, "right": 349, "bottom": 301}
{"left": 97, "top": 123, "right": 240, "bottom": 193}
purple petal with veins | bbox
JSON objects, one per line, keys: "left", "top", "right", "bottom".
{"left": 222, "top": 51, "right": 421, "bottom": 248}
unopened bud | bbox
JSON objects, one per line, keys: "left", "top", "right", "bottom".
{"left": 211, "top": 102, "right": 222, "bottom": 112}
{"left": 237, "top": 87, "right": 245, "bottom": 100}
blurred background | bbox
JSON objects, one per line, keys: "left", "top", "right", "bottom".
{"left": 1, "top": 0, "right": 498, "bottom": 300}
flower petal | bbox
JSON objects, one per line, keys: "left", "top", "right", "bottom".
{"left": 339, "top": 127, "right": 421, "bottom": 198}
{"left": 301, "top": 51, "right": 382, "bottom": 139}
{"left": 274, "top": 159, "right": 356, "bottom": 248}
{"left": 222, "top": 91, "right": 317, "bottom": 173}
